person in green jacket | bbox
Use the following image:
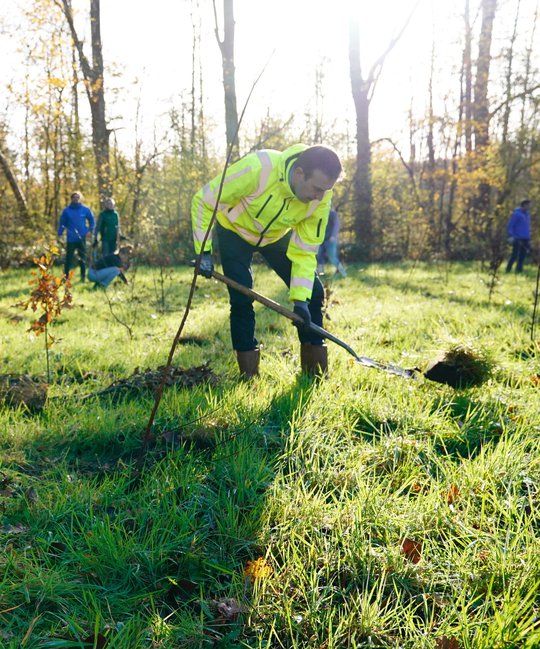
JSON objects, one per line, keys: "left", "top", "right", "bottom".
{"left": 192, "top": 144, "right": 342, "bottom": 378}
{"left": 94, "top": 197, "right": 120, "bottom": 256}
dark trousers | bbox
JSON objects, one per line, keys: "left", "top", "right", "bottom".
{"left": 101, "top": 239, "right": 117, "bottom": 256}
{"left": 64, "top": 239, "right": 87, "bottom": 280}
{"left": 506, "top": 239, "right": 530, "bottom": 273}
{"left": 216, "top": 223, "right": 324, "bottom": 352}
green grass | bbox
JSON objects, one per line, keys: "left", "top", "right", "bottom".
{"left": 1, "top": 261, "right": 539, "bottom": 648}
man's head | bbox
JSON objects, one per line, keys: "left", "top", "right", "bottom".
{"left": 70, "top": 192, "right": 82, "bottom": 205}
{"left": 521, "top": 199, "right": 531, "bottom": 209}
{"left": 290, "top": 146, "right": 342, "bottom": 203}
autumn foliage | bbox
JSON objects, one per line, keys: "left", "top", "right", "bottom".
{"left": 17, "top": 247, "right": 72, "bottom": 381}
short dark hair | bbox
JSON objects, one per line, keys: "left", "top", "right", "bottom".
{"left": 296, "top": 146, "right": 342, "bottom": 181}
{"left": 520, "top": 199, "right": 531, "bottom": 207}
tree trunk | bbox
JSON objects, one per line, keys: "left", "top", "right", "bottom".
{"left": 348, "top": 16, "right": 372, "bottom": 261}
{"left": 463, "top": 0, "right": 473, "bottom": 156}
{"left": 0, "top": 146, "right": 30, "bottom": 222}
{"left": 213, "top": 0, "right": 239, "bottom": 158}
{"left": 348, "top": 9, "right": 414, "bottom": 261}
{"left": 473, "top": 0, "right": 497, "bottom": 211}
{"left": 473, "top": 0, "right": 497, "bottom": 151}
{"left": 59, "top": 0, "right": 111, "bottom": 205}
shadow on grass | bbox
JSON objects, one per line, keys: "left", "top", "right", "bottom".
{"left": 0, "top": 372, "right": 321, "bottom": 646}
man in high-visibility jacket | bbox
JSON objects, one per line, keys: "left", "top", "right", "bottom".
{"left": 191, "top": 144, "right": 342, "bottom": 378}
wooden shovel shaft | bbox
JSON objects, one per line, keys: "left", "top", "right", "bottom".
{"left": 211, "top": 270, "right": 417, "bottom": 379}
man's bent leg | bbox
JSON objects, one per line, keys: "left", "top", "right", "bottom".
{"left": 216, "top": 224, "right": 258, "bottom": 352}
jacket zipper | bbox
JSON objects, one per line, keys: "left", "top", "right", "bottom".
{"left": 255, "top": 195, "right": 272, "bottom": 218}
{"left": 255, "top": 199, "right": 288, "bottom": 247}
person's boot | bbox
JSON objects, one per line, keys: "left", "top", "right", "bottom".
{"left": 236, "top": 349, "right": 260, "bottom": 379}
{"left": 300, "top": 343, "right": 328, "bottom": 377}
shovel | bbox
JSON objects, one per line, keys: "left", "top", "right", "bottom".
{"left": 209, "top": 270, "right": 418, "bottom": 380}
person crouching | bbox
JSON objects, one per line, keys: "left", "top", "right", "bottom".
{"left": 89, "top": 245, "right": 133, "bottom": 288}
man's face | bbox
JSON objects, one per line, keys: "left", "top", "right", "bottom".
{"left": 291, "top": 168, "right": 335, "bottom": 203}
{"left": 71, "top": 193, "right": 81, "bottom": 204}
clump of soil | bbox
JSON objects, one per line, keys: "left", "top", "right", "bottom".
{"left": 424, "top": 344, "right": 493, "bottom": 388}
{"left": 0, "top": 374, "right": 48, "bottom": 410}
{"left": 82, "top": 362, "right": 218, "bottom": 401}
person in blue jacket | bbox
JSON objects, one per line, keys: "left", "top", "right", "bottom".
{"left": 506, "top": 199, "right": 532, "bottom": 273}
{"left": 57, "top": 191, "right": 95, "bottom": 282}
{"left": 316, "top": 208, "right": 347, "bottom": 277}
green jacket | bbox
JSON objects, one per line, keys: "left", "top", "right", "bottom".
{"left": 191, "top": 144, "right": 332, "bottom": 302}
{"left": 96, "top": 209, "right": 119, "bottom": 242}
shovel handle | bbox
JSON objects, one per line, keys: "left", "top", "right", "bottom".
{"left": 211, "top": 270, "right": 305, "bottom": 325}
{"left": 209, "top": 270, "right": 417, "bottom": 379}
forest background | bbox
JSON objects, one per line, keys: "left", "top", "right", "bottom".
{"left": 0, "top": 0, "right": 539, "bottom": 267}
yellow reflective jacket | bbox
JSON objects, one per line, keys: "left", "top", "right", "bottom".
{"left": 191, "top": 144, "right": 332, "bottom": 302}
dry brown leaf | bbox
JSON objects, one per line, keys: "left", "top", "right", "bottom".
{"left": 400, "top": 538, "right": 422, "bottom": 564}
{"left": 216, "top": 597, "right": 245, "bottom": 621}
{"left": 435, "top": 636, "right": 461, "bottom": 649}
{"left": 447, "top": 484, "right": 460, "bottom": 504}
{"left": 0, "top": 523, "right": 27, "bottom": 535}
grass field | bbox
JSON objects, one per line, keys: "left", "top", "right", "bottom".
{"left": 1, "top": 260, "right": 539, "bottom": 648}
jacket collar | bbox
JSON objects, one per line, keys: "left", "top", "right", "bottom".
{"left": 277, "top": 144, "right": 307, "bottom": 198}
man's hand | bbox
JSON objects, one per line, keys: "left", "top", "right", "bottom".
{"left": 293, "top": 300, "right": 312, "bottom": 330}
{"left": 198, "top": 252, "right": 214, "bottom": 279}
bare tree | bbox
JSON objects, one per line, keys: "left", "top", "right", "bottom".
{"left": 473, "top": 0, "right": 497, "bottom": 151}
{"left": 348, "top": 8, "right": 415, "bottom": 260}
{"left": 213, "top": 0, "right": 239, "bottom": 158}
{"left": 57, "top": 0, "right": 111, "bottom": 204}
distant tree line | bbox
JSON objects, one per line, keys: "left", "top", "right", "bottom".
{"left": 0, "top": 0, "right": 538, "bottom": 268}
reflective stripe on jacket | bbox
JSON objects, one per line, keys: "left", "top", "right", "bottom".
{"left": 191, "top": 144, "right": 332, "bottom": 302}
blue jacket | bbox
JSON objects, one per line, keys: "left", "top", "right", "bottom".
{"left": 507, "top": 207, "right": 531, "bottom": 240}
{"left": 58, "top": 203, "right": 95, "bottom": 243}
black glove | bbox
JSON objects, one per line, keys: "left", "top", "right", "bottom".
{"left": 198, "top": 252, "right": 214, "bottom": 279}
{"left": 293, "top": 300, "right": 312, "bottom": 330}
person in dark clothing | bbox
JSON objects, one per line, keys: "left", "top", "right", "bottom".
{"left": 88, "top": 245, "right": 132, "bottom": 288}
{"left": 57, "top": 191, "right": 95, "bottom": 281}
{"left": 316, "top": 208, "right": 347, "bottom": 277}
{"left": 94, "top": 197, "right": 121, "bottom": 256}
{"left": 506, "top": 199, "right": 532, "bottom": 273}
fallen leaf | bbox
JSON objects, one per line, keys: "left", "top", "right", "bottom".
{"left": 400, "top": 538, "right": 422, "bottom": 564}
{"left": 216, "top": 597, "right": 244, "bottom": 621}
{"left": 0, "top": 523, "right": 27, "bottom": 535}
{"left": 447, "top": 484, "right": 460, "bottom": 504}
{"left": 435, "top": 636, "right": 461, "bottom": 649}
{"left": 244, "top": 557, "right": 273, "bottom": 580}
{"left": 81, "top": 633, "right": 108, "bottom": 648}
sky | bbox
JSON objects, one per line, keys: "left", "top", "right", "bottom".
{"left": 99, "top": 0, "right": 441, "bottom": 153}
{"left": 1, "top": 0, "right": 539, "bottom": 159}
